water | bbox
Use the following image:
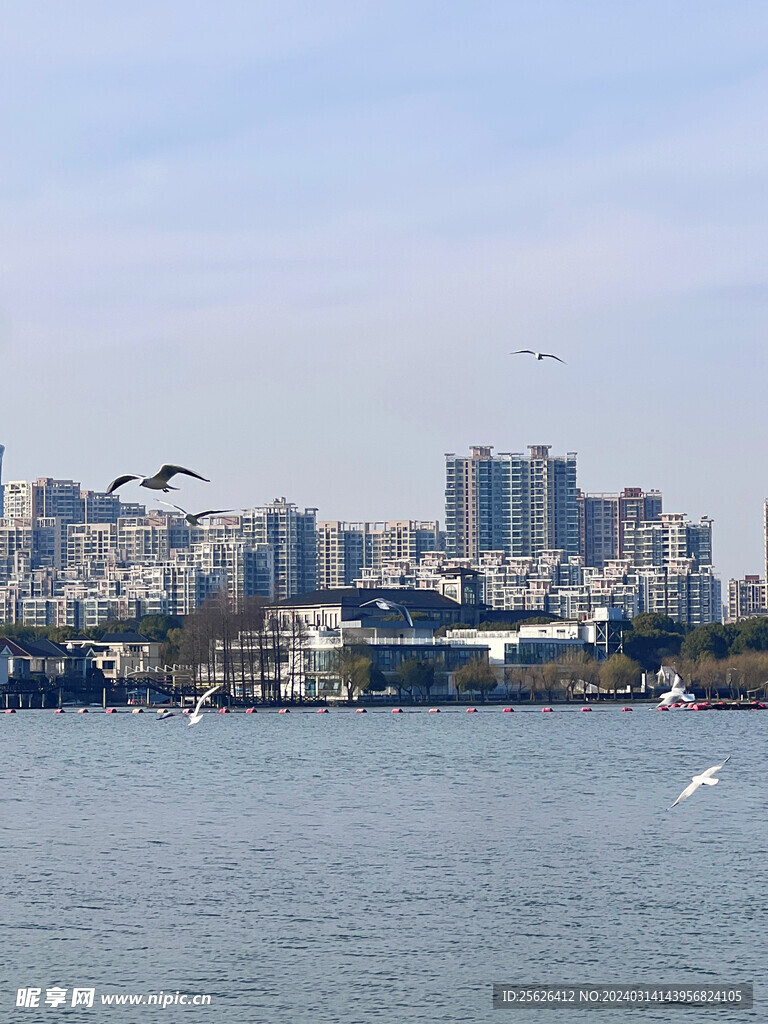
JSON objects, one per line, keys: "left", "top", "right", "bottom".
{"left": 1, "top": 707, "right": 764, "bottom": 1022}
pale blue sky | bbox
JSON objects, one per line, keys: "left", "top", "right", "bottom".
{"left": 3, "top": 2, "right": 768, "bottom": 579}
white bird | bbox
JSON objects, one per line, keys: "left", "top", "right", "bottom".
{"left": 158, "top": 501, "right": 234, "bottom": 526}
{"left": 657, "top": 674, "right": 695, "bottom": 707}
{"left": 670, "top": 756, "right": 730, "bottom": 808}
{"left": 510, "top": 349, "right": 566, "bottom": 364}
{"left": 188, "top": 684, "right": 221, "bottom": 727}
{"left": 106, "top": 464, "right": 209, "bottom": 495}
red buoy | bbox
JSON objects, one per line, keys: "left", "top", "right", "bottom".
{"left": 466, "top": 707, "right": 478, "bottom": 713}
{"left": 5, "top": 708, "right": 16, "bottom": 714}
{"left": 620, "top": 707, "right": 633, "bottom": 712}
{"left": 278, "top": 708, "right": 290, "bottom": 714}
{"left": 218, "top": 707, "right": 230, "bottom": 714}
{"left": 245, "top": 707, "right": 256, "bottom": 714}
{"left": 54, "top": 708, "right": 65, "bottom": 714}
{"left": 542, "top": 707, "right": 554, "bottom": 713}
{"left": 392, "top": 708, "right": 404, "bottom": 713}
{"left": 316, "top": 708, "right": 329, "bottom": 713}
{"left": 104, "top": 708, "right": 117, "bottom": 714}
{"left": 131, "top": 708, "right": 144, "bottom": 714}
{"left": 78, "top": 708, "right": 89, "bottom": 714}
{"left": 502, "top": 707, "right": 514, "bottom": 713}
{"left": 656, "top": 705, "right": 668, "bottom": 711}
{"left": 580, "top": 707, "right": 592, "bottom": 712}
{"left": 355, "top": 708, "right": 367, "bottom": 713}
{"left": 429, "top": 708, "right": 440, "bottom": 713}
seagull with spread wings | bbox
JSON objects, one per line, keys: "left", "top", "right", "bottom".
{"left": 106, "top": 464, "right": 209, "bottom": 494}
{"left": 670, "top": 756, "right": 730, "bottom": 808}
{"left": 510, "top": 350, "right": 566, "bottom": 363}
{"left": 158, "top": 501, "right": 234, "bottom": 526}
{"left": 188, "top": 684, "right": 222, "bottom": 727}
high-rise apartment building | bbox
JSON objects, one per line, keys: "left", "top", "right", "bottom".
{"left": 445, "top": 445, "right": 578, "bottom": 560}
{"left": 316, "top": 520, "right": 441, "bottom": 589}
{"left": 0, "top": 445, "right": 5, "bottom": 517}
{"left": 241, "top": 498, "right": 317, "bottom": 600}
{"left": 578, "top": 487, "right": 663, "bottom": 567}
{"left": 622, "top": 513, "right": 712, "bottom": 569}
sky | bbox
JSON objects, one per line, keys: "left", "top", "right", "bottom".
{"left": 2, "top": 1, "right": 768, "bottom": 580}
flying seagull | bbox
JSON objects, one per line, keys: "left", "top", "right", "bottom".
{"left": 657, "top": 674, "right": 695, "bottom": 707}
{"left": 106, "top": 464, "right": 209, "bottom": 495}
{"left": 510, "top": 350, "right": 566, "bottom": 363}
{"left": 158, "top": 501, "right": 234, "bottom": 526}
{"left": 670, "top": 756, "right": 730, "bottom": 808}
{"left": 188, "top": 684, "right": 222, "bottom": 727}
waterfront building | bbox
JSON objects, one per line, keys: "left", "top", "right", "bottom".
{"left": 240, "top": 499, "right": 317, "bottom": 600}
{"left": 445, "top": 445, "right": 578, "bottom": 560}
{"left": 622, "top": 513, "right": 712, "bottom": 568}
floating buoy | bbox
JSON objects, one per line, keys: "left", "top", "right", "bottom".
{"left": 78, "top": 708, "right": 89, "bottom": 714}
{"left": 181, "top": 709, "right": 191, "bottom": 715}
{"left": 5, "top": 708, "right": 16, "bottom": 714}
{"left": 355, "top": 708, "right": 367, "bottom": 713}
{"left": 104, "top": 708, "right": 117, "bottom": 714}
{"left": 245, "top": 707, "right": 257, "bottom": 714}
{"left": 316, "top": 708, "right": 329, "bottom": 714}
{"left": 278, "top": 708, "right": 290, "bottom": 714}
{"left": 542, "top": 707, "right": 554, "bottom": 713}
{"left": 429, "top": 708, "right": 440, "bottom": 713}
{"left": 502, "top": 707, "right": 514, "bottom": 713}
{"left": 620, "top": 707, "right": 633, "bottom": 712}
{"left": 580, "top": 707, "right": 592, "bottom": 712}
{"left": 218, "top": 707, "right": 230, "bottom": 714}
{"left": 54, "top": 708, "right": 65, "bottom": 714}
{"left": 392, "top": 708, "right": 404, "bottom": 714}
{"left": 131, "top": 708, "right": 144, "bottom": 714}
{"left": 656, "top": 705, "right": 668, "bottom": 711}
{"left": 466, "top": 707, "right": 478, "bottom": 713}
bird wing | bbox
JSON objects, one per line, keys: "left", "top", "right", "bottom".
{"left": 541, "top": 353, "right": 566, "bottom": 363}
{"left": 106, "top": 474, "right": 140, "bottom": 494}
{"left": 670, "top": 779, "right": 701, "bottom": 807}
{"left": 156, "top": 464, "right": 210, "bottom": 484}
{"left": 192, "top": 683, "right": 221, "bottom": 717}
{"left": 158, "top": 500, "right": 187, "bottom": 514}
{"left": 700, "top": 756, "right": 730, "bottom": 779}
{"left": 195, "top": 509, "right": 234, "bottom": 519}
{"left": 510, "top": 350, "right": 535, "bottom": 355}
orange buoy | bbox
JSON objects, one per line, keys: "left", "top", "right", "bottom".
{"left": 542, "top": 707, "right": 554, "bottom": 713}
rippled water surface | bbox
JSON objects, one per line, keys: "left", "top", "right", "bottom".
{"left": 1, "top": 707, "right": 765, "bottom": 1022}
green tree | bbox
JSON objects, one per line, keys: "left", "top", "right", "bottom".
{"left": 598, "top": 654, "right": 641, "bottom": 699}
{"left": 453, "top": 657, "right": 498, "bottom": 701}
{"left": 337, "top": 645, "right": 373, "bottom": 703}
{"left": 138, "top": 614, "right": 184, "bottom": 642}
{"left": 730, "top": 618, "right": 768, "bottom": 655}
{"left": 397, "top": 658, "right": 436, "bottom": 700}
{"left": 680, "top": 623, "right": 730, "bottom": 661}
{"left": 622, "top": 613, "right": 685, "bottom": 671}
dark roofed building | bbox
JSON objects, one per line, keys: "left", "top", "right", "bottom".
{"left": 275, "top": 587, "right": 475, "bottom": 630}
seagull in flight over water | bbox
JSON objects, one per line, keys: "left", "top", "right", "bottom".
{"left": 511, "top": 350, "right": 566, "bottom": 364}
{"left": 158, "top": 501, "right": 234, "bottom": 526}
{"left": 106, "top": 464, "right": 210, "bottom": 494}
{"left": 670, "top": 756, "right": 730, "bottom": 808}
{"left": 188, "top": 684, "right": 221, "bottom": 727}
